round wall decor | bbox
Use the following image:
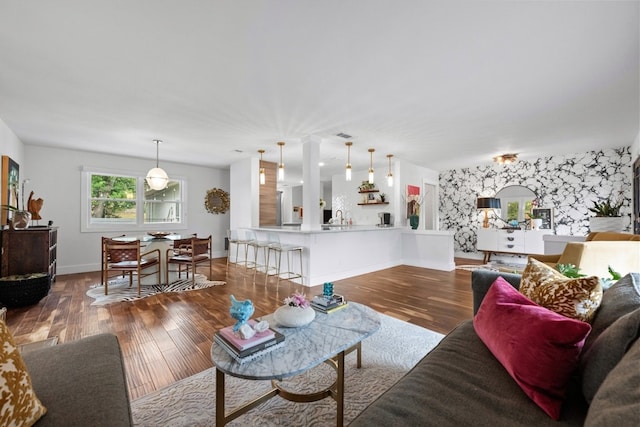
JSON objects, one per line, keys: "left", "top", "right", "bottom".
{"left": 205, "top": 188, "right": 230, "bottom": 214}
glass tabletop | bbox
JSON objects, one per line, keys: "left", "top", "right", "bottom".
{"left": 211, "top": 302, "right": 381, "bottom": 380}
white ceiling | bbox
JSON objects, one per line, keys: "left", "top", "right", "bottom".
{"left": 0, "top": 1, "right": 638, "bottom": 186}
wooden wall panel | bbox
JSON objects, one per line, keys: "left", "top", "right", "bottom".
{"left": 259, "top": 160, "right": 277, "bottom": 226}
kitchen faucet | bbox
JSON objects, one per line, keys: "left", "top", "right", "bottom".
{"left": 335, "top": 210, "right": 344, "bottom": 225}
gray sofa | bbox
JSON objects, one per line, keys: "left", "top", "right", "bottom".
{"left": 350, "top": 270, "right": 640, "bottom": 426}
{"left": 22, "top": 333, "right": 133, "bottom": 426}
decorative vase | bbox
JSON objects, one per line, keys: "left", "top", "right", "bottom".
{"left": 11, "top": 210, "right": 31, "bottom": 230}
{"left": 274, "top": 305, "right": 316, "bottom": 328}
{"left": 409, "top": 214, "right": 419, "bottom": 230}
{"left": 531, "top": 218, "right": 543, "bottom": 230}
{"left": 589, "top": 217, "right": 623, "bottom": 232}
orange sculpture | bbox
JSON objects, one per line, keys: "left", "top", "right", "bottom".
{"left": 27, "top": 191, "right": 44, "bottom": 220}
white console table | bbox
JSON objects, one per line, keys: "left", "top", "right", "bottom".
{"left": 477, "top": 229, "right": 553, "bottom": 263}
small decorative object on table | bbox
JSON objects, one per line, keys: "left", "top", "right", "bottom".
{"left": 323, "top": 282, "right": 334, "bottom": 297}
{"left": 274, "top": 292, "right": 316, "bottom": 327}
{"left": 229, "top": 295, "right": 255, "bottom": 332}
{"left": 311, "top": 293, "right": 348, "bottom": 314}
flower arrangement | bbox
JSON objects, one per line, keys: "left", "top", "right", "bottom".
{"left": 283, "top": 292, "right": 310, "bottom": 308}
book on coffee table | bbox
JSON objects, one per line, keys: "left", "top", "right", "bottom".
{"left": 311, "top": 301, "right": 349, "bottom": 314}
{"left": 214, "top": 330, "right": 285, "bottom": 364}
{"left": 218, "top": 320, "right": 276, "bottom": 351}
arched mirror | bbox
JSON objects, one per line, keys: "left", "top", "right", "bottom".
{"left": 495, "top": 185, "right": 536, "bottom": 224}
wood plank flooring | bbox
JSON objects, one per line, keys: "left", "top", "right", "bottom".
{"left": 4, "top": 257, "right": 481, "bottom": 400}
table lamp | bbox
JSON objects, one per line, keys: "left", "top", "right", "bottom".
{"left": 477, "top": 197, "right": 501, "bottom": 228}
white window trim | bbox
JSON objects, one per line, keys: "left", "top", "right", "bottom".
{"left": 80, "top": 166, "right": 188, "bottom": 233}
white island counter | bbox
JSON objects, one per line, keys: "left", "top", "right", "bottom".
{"left": 244, "top": 226, "right": 455, "bottom": 287}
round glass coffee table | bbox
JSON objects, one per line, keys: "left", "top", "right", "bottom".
{"left": 211, "top": 302, "right": 380, "bottom": 426}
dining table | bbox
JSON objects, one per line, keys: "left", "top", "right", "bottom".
{"left": 112, "top": 233, "right": 187, "bottom": 286}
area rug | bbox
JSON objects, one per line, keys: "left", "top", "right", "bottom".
{"left": 455, "top": 263, "right": 496, "bottom": 272}
{"left": 86, "top": 274, "right": 225, "bottom": 306}
{"left": 131, "top": 314, "right": 444, "bottom": 426}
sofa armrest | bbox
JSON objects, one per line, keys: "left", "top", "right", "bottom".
{"left": 22, "top": 333, "right": 133, "bottom": 426}
{"left": 471, "top": 269, "right": 521, "bottom": 315}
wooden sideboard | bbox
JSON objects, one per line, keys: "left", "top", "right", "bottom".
{"left": 476, "top": 228, "right": 552, "bottom": 263}
{"left": 0, "top": 227, "right": 58, "bottom": 281}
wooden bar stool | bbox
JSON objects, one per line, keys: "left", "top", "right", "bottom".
{"left": 264, "top": 233, "right": 304, "bottom": 286}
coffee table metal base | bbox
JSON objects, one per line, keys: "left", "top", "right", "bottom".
{"left": 215, "top": 342, "right": 361, "bottom": 426}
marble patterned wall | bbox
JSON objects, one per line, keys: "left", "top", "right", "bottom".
{"left": 439, "top": 147, "right": 633, "bottom": 254}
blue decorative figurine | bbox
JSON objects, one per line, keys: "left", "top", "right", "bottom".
{"left": 230, "top": 295, "right": 255, "bottom": 332}
{"left": 323, "top": 282, "right": 334, "bottom": 298}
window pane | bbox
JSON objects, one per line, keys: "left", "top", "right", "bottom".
{"left": 91, "top": 200, "right": 137, "bottom": 223}
{"left": 91, "top": 175, "right": 136, "bottom": 199}
{"left": 144, "top": 181, "right": 181, "bottom": 201}
{"left": 144, "top": 201, "right": 181, "bottom": 223}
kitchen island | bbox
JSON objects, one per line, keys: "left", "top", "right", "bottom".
{"left": 240, "top": 225, "right": 455, "bottom": 287}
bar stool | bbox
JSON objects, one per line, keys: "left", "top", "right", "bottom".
{"left": 226, "top": 229, "right": 252, "bottom": 269}
{"left": 244, "top": 230, "right": 271, "bottom": 282}
{"left": 264, "top": 233, "right": 304, "bottom": 286}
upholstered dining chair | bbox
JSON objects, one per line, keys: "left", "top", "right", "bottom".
{"left": 165, "top": 235, "right": 213, "bottom": 285}
{"left": 102, "top": 239, "right": 161, "bottom": 295}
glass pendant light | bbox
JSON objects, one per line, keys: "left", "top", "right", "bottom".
{"left": 386, "top": 154, "right": 394, "bottom": 187}
{"left": 277, "top": 141, "right": 285, "bottom": 181}
{"left": 146, "top": 139, "right": 169, "bottom": 190}
{"left": 368, "top": 148, "right": 375, "bottom": 184}
{"left": 258, "top": 149, "right": 266, "bottom": 185}
{"left": 345, "top": 142, "right": 353, "bottom": 181}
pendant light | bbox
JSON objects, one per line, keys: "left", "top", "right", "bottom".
{"left": 368, "top": 148, "right": 375, "bottom": 184}
{"left": 258, "top": 149, "right": 266, "bottom": 185}
{"left": 146, "top": 139, "right": 169, "bottom": 190}
{"left": 277, "top": 141, "right": 285, "bottom": 181}
{"left": 386, "top": 154, "right": 394, "bottom": 187}
{"left": 345, "top": 142, "right": 353, "bottom": 181}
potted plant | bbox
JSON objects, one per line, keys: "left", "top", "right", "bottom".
{"left": 588, "top": 197, "right": 624, "bottom": 232}
{"left": 2, "top": 180, "right": 32, "bottom": 230}
{"left": 527, "top": 211, "right": 543, "bottom": 230}
{"left": 379, "top": 193, "right": 386, "bottom": 203}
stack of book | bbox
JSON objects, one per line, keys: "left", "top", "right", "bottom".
{"left": 310, "top": 294, "right": 348, "bottom": 314}
{"left": 214, "top": 320, "right": 285, "bottom": 364}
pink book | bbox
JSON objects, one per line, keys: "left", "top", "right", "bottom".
{"left": 218, "top": 320, "right": 275, "bottom": 351}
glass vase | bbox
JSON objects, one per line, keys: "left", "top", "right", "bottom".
{"left": 11, "top": 210, "right": 31, "bottom": 230}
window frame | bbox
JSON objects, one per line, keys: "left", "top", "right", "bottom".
{"left": 81, "top": 166, "right": 188, "bottom": 233}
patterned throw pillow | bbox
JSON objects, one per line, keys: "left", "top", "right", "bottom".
{"left": 0, "top": 320, "right": 47, "bottom": 426}
{"left": 520, "top": 258, "right": 602, "bottom": 322}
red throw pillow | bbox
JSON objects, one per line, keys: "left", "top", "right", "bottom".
{"left": 473, "top": 277, "right": 591, "bottom": 420}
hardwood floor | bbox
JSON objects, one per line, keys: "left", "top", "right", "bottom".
{"left": 5, "top": 257, "right": 481, "bottom": 400}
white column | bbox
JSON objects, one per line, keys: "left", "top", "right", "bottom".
{"left": 301, "top": 136, "right": 322, "bottom": 231}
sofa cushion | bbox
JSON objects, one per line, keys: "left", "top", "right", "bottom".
{"left": 0, "top": 320, "right": 47, "bottom": 426}
{"left": 351, "top": 319, "right": 588, "bottom": 426}
{"left": 580, "top": 307, "right": 640, "bottom": 403}
{"left": 584, "top": 338, "right": 640, "bottom": 426}
{"left": 520, "top": 258, "right": 602, "bottom": 322}
{"left": 22, "top": 333, "right": 133, "bottom": 426}
{"left": 583, "top": 273, "right": 640, "bottom": 354}
{"left": 474, "top": 277, "right": 592, "bottom": 420}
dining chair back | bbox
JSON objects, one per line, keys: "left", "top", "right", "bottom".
{"left": 166, "top": 235, "right": 213, "bottom": 285}
{"left": 102, "top": 238, "right": 160, "bottom": 295}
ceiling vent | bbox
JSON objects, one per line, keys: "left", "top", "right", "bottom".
{"left": 336, "top": 132, "right": 352, "bottom": 139}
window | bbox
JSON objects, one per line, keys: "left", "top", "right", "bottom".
{"left": 81, "top": 167, "right": 186, "bottom": 232}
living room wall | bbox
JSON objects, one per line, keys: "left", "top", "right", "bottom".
{"left": 439, "top": 146, "right": 633, "bottom": 254}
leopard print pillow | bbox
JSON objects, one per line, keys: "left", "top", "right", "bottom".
{"left": 0, "top": 320, "right": 47, "bottom": 426}
{"left": 520, "top": 258, "right": 602, "bottom": 323}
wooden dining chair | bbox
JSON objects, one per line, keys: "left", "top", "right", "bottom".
{"left": 165, "top": 235, "right": 213, "bottom": 286}
{"left": 102, "top": 239, "right": 161, "bottom": 295}
{"left": 100, "top": 235, "right": 126, "bottom": 287}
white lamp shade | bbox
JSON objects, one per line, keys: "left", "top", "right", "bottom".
{"left": 146, "top": 167, "right": 169, "bottom": 190}
{"left": 368, "top": 171, "right": 374, "bottom": 184}
{"left": 345, "top": 166, "right": 352, "bottom": 181}
{"left": 387, "top": 174, "right": 393, "bottom": 187}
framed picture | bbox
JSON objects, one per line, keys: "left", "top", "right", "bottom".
{"left": 532, "top": 207, "right": 554, "bottom": 230}
{"left": 1, "top": 156, "right": 19, "bottom": 225}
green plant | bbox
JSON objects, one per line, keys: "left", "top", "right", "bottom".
{"left": 557, "top": 263, "right": 585, "bottom": 278}
{"left": 379, "top": 193, "right": 386, "bottom": 202}
{"left": 588, "top": 198, "right": 623, "bottom": 217}
{"left": 358, "top": 181, "right": 376, "bottom": 191}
